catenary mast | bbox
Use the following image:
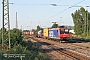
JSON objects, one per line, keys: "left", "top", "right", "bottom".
{"left": 2, "top": 0, "right": 10, "bottom": 49}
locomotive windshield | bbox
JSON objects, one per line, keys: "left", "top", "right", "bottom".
{"left": 64, "top": 29, "right": 69, "bottom": 34}
{"left": 60, "top": 29, "right": 64, "bottom": 34}
{"left": 60, "top": 29, "right": 69, "bottom": 34}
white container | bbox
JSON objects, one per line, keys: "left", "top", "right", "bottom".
{"left": 31, "top": 32, "right": 34, "bottom": 35}
{"left": 30, "top": 31, "right": 32, "bottom": 35}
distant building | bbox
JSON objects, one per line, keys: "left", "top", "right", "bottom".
{"left": 69, "top": 30, "right": 75, "bottom": 34}
{"left": 57, "top": 25, "right": 66, "bottom": 28}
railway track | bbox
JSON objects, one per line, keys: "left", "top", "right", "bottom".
{"left": 35, "top": 37, "right": 90, "bottom": 56}
{"left": 29, "top": 36, "right": 90, "bottom": 51}
{"left": 63, "top": 43, "right": 90, "bottom": 51}
{"left": 36, "top": 36, "right": 90, "bottom": 50}
{"left": 30, "top": 37, "right": 66, "bottom": 60}
{"left": 29, "top": 36, "right": 90, "bottom": 60}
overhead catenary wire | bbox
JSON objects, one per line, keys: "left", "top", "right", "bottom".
{"left": 44, "top": 0, "right": 85, "bottom": 20}
{"left": 39, "top": 0, "right": 62, "bottom": 28}
{"left": 12, "top": 3, "right": 50, "bottom": 5}
{"left": 38, "top": 0, "right": 62, "bottom": 24}
{"left": 9, "top": 0, "right": 86, "bottom": 19}
{"left": 9, "top": 0, "right": 86, "bottom": 28}
{"left": 11, "top": 3, "right": 74, "bottom": 6}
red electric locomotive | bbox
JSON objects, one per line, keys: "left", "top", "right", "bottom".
{"left": 48, "top": 28, "right": 70, "bottom": 40}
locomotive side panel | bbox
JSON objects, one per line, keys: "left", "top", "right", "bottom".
{"left": 48, "top": 29, "right": 58, "bottom": 39}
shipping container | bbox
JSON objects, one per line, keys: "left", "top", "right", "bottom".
{"left": 31, "top": 32, "right": 34, "bottom": 35}
{"left": 48, "top": 28, "right": 58, "bottom": 39}
{"left": 43, "top": 28, "right": 49, "bottom": 38}
{"left": 37, "top": 30, "right": 43, "bottom": 37}
{"left": 26, "top": 32, "right": 30, "bottom": 35}
{"left": 23, "top": 32, "right": 30, "bottom": 35}
{"left": 30, "top": 31, "right": 35, "bottom": 35}
{"left": 30, "top": 31, "right": 32, "bottom": 35}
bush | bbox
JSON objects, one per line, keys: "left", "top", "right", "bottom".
{"left": 0, "top": 41, "right": 50, "bottom": 60}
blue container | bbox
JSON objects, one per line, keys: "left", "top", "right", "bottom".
{"left": 48, "top": 29, "right": 58, "bottom": 38}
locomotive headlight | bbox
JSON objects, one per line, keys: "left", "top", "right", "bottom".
{"left": 65, "top": 30, "right": 68, "bottom": 31}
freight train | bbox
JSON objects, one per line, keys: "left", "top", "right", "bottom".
{"left": 36, "top": 27, "right": 70, "bottom": 41}
{"left": 23, "top": 31, "right": 35, "bottom": 36}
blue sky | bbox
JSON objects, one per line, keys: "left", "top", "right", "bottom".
{"left": 0, "top": 0, "right": 90, "bottom": 30}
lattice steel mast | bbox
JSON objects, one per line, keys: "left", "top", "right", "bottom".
{"left": 2, "top": 0, "right": 10, "bottom": 49}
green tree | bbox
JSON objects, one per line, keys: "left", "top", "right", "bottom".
{"left": 23, "top": 30, "right": 29, "bottom": 32}
{"left": 32, "top": 29, "right": 36, "bottom": 32}
{"left": 36, "top": 25, "right": 41, "bottom": 31}
{"left": 71, "top": 7, "right": 90, "bottom": 35}
{"left": 0, "top": 28, "right": 23, "bottom": 47}
{"left": 0, "top": 28, "right": 51, "bottom": 60}
{"left": 10, "top": 28, "right": 23, "bottom": 48}
{"left": 52, "top": 23, "right": 58, "bottom": 28}
{"left": 0, "top": 41, "right": 50, "bottom": 60}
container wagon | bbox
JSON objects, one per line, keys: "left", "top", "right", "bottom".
{"left": 37, "top": 30, "right": 43, "bottom": 38}
{"left": 43, "top": 28, "right": 49, "bottom": 39}
{"left": 23, "top": 31, "right": 30, "bottom": 35}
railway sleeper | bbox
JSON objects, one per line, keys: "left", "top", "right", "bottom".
{"left": 63, "top": 50, "right": 90, "bottom": 60}
{"left": 60, "top": 51, "right": 79, "bottom": 60}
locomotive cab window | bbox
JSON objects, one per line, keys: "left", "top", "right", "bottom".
{"left": 64, "top": 29, "right": 69, "bottom": 34}
{"left": 60, "top": 29, "right": 69, "bottom": 34}
{"left": 60, "top": 29, "right": 64, "bottom": 34}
